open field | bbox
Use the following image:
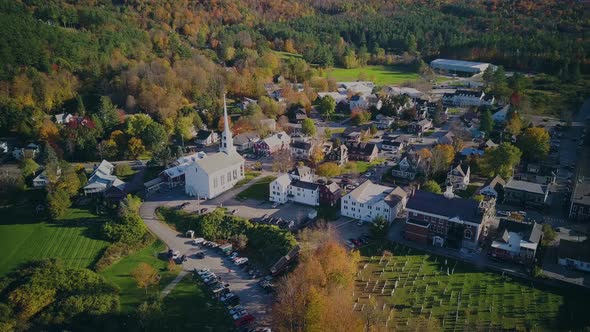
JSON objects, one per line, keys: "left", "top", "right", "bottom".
{"left": 100, "top": 240, "right": 176, "bottom": 312}
{"left": 324, "top": 65, "right": 421, "bottom": 85}
{"left": 345, "top": 158, "right": 385, "bottom": 174}
{"left": 236, "top": 175, "right": 275, "bottom": 201}
{"left": 0, "top": 206, "right": 109, "bottom": 277}
{"left": 235, "top": 171, "right": 261, "bottom": 188}
{"left": 274, "top": 50, "right": 303, "bottom": 61}
{"left": 162, "top": 274, "right": 233, "bottom": 330}
{"left": 356, "top": 243, "right": 590, "bottom": 331}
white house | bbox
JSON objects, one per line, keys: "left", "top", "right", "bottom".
{"left": 443, "top": 90, "right": 488, "bottom": 107}
{"left": 33, "top": 168, "right": 61, "bottom": 188}
{"left": 0, "top": 141, "right": 8, "bottom": 153}
{"left": 375, "top": 115, "right": 395, "bottom": 129}
{"left": 185, "top": 96, "right": 245, "bottom": 199}
{"left": 233, "top": 132, "right": 260, "bottom": 152}
{"left": 269, "top": 166, "right": 319, "bottom": 206}
{"left": 557, "top": 239, "right": 590, "bottom": 273}
{"left": 349, "top": 94, "right": 382, "bottom": 111}
{"left": 54, "top": 113, "right": 73, "bottom": 125}
{"left": 381, "top": 140, "right": 404, "bottom": 153}
{"left": 195, "top": 130, "right": 219, "bottom": 146}
{"left": 447, "top": 164, "right": 470, "bottom": 190}
{"left": 341, "top": 180, "right": 407, "bottom": 223}
{"left": 317, "top": 91, "right": 348, "bottom": 104}
{"left": 83, "top": 160, "right": 126, "bottom": 196}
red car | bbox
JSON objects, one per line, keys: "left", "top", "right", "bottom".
{"left": 234, "top": 314, "right": 256, "bottom": 327}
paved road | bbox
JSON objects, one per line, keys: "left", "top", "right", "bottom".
{"left": 139, "top": 177, "right": 274, "bottom": 327}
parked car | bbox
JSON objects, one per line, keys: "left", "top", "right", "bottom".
{"left": 271, "top": 202, "right": 279, "bottom": 208}
{"left": 228, "top": 305, "right": 244, "bottom": 315}
{"left": 195, "top": 251, "right": 205, "bottom": 259}
{"left": 233, "top": 311, "right": 249, "bottom": 320}
{"left": 234, "top": 314, "right": 255, "bottom": 327}
{"left": 172, "top": 251, "right": 181, "bottom": 260}
{"left": 193, "top": 237, "right": 205, "bottom": 245}
{"left": 221, "top": 293, "right": 238, "bottom": 303}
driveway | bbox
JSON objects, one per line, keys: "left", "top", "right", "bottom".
{"left": 139, "top": 178, "right": 274, "bottom": 327}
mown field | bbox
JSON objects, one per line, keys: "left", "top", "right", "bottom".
{"left": 100, "top": 240, "right": 176, "bottom": 312}
{"left": 0, "top": 206, "right": 109, "bottom": 277}
{"left": 324, "top": 65, "right": 421, "bottom": 85}
{"left": 236, "top": 175, "right": 276, "bottom": 201}
{"left": 356, "top": 243, "right": 589, "bottom": 331}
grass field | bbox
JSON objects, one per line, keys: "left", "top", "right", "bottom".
{"left": 100, "top": 240, "right": 177, "bottom": 312}
{"left": 356, "top": 243, "right": 589, "bottom": 331}
{"left": 324, "top": 65, "right": 421, "bottom": 85}
{"left": 235, "top": 171, "right": 261, "bottom": 189}
{"left": 162, "top": 274, "right": 233, "bottom": 330}
{"left": 345, "top": 158, "right": 385, "bottom": 174}
{"left": 0, "top": 206, "right": 109, "bottom": 277}
{"left": 236, "top": 175, "right": 276, "bottom": 201}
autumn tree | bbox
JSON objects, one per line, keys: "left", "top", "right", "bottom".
{"left": 479, "top": 143, "right": 522, "bottom": 179}
{"left": 430, "top": 144, "right": 455, "bottom": 175}
{"left": 517, "top": 127, "right": 550, "bottom": 161}
{"left": 97, "top": 139, "right": 118, "bottom": 160}
{"left": 310, "top": 144, "right": 325, "bottom": 166}
{"left": 505, "top": 111, "right": 522, "bottom": 136}
{"left": 98, "top": 96, "right": 121, "bottom": 132}
{"left": 125, "top": 114, "right": 153, "bottom": 137}
{"left": 38, "top": 119, "right": 60, "bottom": 143}
{"left": 131, "top": 263, "right": 160, "bottom": 294}
{"left": 301, "top": 118, "right": 316, "bottom": 136}
{"left": 20, "top": 158, "right": 39, "bottom": 178}
{"left": 351, "top": 108, "right": 371, "bottom": 125}
{"left": 128, "top": 137, "right": 146, "bottom": 159}
{"left": 316, "top": 162, "right": 341, "bottom": 178}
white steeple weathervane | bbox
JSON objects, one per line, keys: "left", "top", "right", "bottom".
{"left": 220, "top": 93, "right": 235, "bottom": 154}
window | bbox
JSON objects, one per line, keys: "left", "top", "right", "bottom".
{"left": 233, "top": 169, "right": 238, "bottom": 179}
{"left": 344, "top": 206, "right": 348, "bottom": 210}
{"left": 425, "top": 216, "right": 430, "bottom": 221}
{"left": 376, "top": 207, "right": 380, "bottom": 211}
{"left": 360, "top": 203, "right": 364, "bottom": 208}
{"left": 220, "top": 175, "right": 225, "bottom": 185}
{"left": 228, "top": 172, "right": 232, "bottom": 182}
{"left": 213, "top": 178, "right": 218, "bottom": 188}
{"left": 464, "top": 229, "right": 473, "bottom": 240}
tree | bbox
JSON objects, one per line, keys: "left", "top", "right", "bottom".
{"left": 370, "top": 124, "right": 377, "bottom": 135}
{"left": 318, "top": 95, "right": 336, "bottom": 120}
{"left": 316, "top": 162, "right": 341, "bottom": 178}
{"left": 38, "top": 119, "right": 59, "bottom": 142}
{"left": 370, "top": 215, "right": 390, "bottom": 239}
{"left": 57, "top": 162, "right": 82, "bottom": 196}
{"left": 301, "top": 118, "right": 316, "bottom": 136}
{"left": 431, "top": 144, "right": 455, "bottom": 175}
{"left": 20, "top": 158, "right": 39, "bottom": 178}
{"left": 517, "top": 127, "right": 550, "bottom": 161}
{"left": 505, "top": 111, "right": 523, "bottom": 136}
{"left": 98, "top": 96, "right": 121, "bottom": 132}
{"left": 541, "top": 224, "right": 557, "bottom": 246}
{"left": 310, "top": 144, "right": 325, "bottom": 166}
{"left": 272, "top": 149, "right": 294, "bottom": 173}
{"left": 128, "top": 137, "right": 146, "bottom": 159}
{"left": 351, "top": 108, "right": 371, "bottom": 125}
{"left": 131, "top": 263, "right": 160, "bottom": 294}
{"left": 422, "top": 180, "right": 442, "bottom": 194}
{"left": 231, "top": 234, "right": 248, "bottom": 250}
{"left": 142, "top": 122, "right": 167, "bottom": 151}
{"left": 47, "top": 188, "right": 71, "bottom": 219}
{"left": 480, "top": 109, "right": 494, "bottom": 135}
{"left": 479, "top": 143, "right": 522, "bottom": 178}
{"left": 125, "top": 114, "right": 153, "bottom": 137}
{"left": 97, "top": 139, "right": 118, "bottom": 160}
{"left": 176, "top": 116, "right": 195, "bottom": 142}
{"left": 115, "top": 164, "right": 133, "bottom": 177}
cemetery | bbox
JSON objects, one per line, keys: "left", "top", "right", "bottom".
{"left": 354, "top": 243, "right": 588, "bottom": 331}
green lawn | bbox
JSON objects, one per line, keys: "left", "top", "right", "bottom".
{"left": 356, "top": 243, "right": 590, "bottom": 331}
{"left": 345, "top": 158, "right": 385, "bottom": 174}
{"left": 234, "top": 171, "right": 261, "bottom": 189}
{"left": 274, "top": 50, "right": 303, "bottom": 60}
{"left": 323, "top": 65, "right": 421, "bottom": 85}
{"left": 455, "top": 184, "right": 480, "bottom": 199}
{"left": 162, "top": 275, "right": 233, "bottom": 330}
{"left": 236, "top": 176, "right": 276, "bottom": 201}
{"left": 100, "top": 240, "right": 176, "bottom": 312}
{"left": 0, "top": 206, "right": 109, "bottom": 277}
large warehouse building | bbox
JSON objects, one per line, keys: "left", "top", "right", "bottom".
{"left": 430, "top": 59, "right": 493, "bottom": 76}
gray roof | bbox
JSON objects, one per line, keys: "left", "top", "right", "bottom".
{"left": 289, "top": 166, "right": 312, "bottom": 178}
{"left": 196, "top": 130, "right": 214, "bottom": 140}
{"left": 195, "top": 152, "right": 244, "bottom": 174}
{"left": 484, "top": 175, "right": 506, "bottom": 189}
{"left": 558, "top": 239, "right": 590, "bottom": 262}
{"left": 505, "top": 179, "right": 547, "bottom": 195}
{"left": 348, "top": 180, "right": 404, "bottom": 206}
{"left": 406, "top": 190, "right": 484, "bottom": 224}
{"left": 571, "top": 181, "right": 590, "bottom": 206}
{"left": 290, "top": 180, "right": 319, "bottom": 191}
{"left": 233, "top": 132, "right": 260, "bottom": 145}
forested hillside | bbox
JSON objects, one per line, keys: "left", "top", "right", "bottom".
{"left": 0, "top": 0, "right": 588, "bottom": 159}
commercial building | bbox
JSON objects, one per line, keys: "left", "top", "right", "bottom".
{"left": 430, "top": 59, "right": 492, "bottom": 76}
{"left": 504, "top": 179, "right": 549, "bottom": 208}
{"left": 269, "top": 166, "right": 319, "bottom": 206}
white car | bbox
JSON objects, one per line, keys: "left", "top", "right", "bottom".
{"left": 272, "top": 202, "right": 279, "bottom": 208}
{"left": 172, "top": 251, "right": 181, "bottom": 259}
{"left": 229, "top": 305, "right": 244, "bottom": 315}
{"left": 232, "top": 311, "right": 249, "bottom": 320}
{"left": 193, "top": 237, "right": 205, "bottom": 245}
{"left": 196, "top": 269, "right": 210, "bottom": 276}
{"left": 220, "top": 293, "right": 235, "bottom": 302}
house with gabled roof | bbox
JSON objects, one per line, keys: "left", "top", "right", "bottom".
{"left": 326, "top": 144, "right": 348, "bottom": 166}
{"left": 504, "top": 179, "right": 548, "bottom": 207}
{"left": 233, "top": 132, "right": 260, "bottom": 152}
{"left": 490, "top": 219, "right": 542, "bottom": 265}
{"left": 269, "top": 166, "right": 319, "bottom": 206}
{"left": 347, "top": 142, "right": 378, "bottom": 162}
{"left": 477, "top": 175, "right": 506, "bottom": 200}
{"left": 195, "top": 130, "right": 219, "bottom": 146}
{"left": 83, "top": 160, "right": 126, "bottom": 200}
{"left": 340, "top": 180, "right": 407, "bottom": 223}
{"left": 391, "top": 156, "right": 419, "bottom": 181}
{"left": 253, "top": 131, "right": 290, "bottom": 156}
{"left": 447, "top": 163, "right": 470, "bottom": 190}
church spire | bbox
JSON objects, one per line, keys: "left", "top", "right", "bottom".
{"left": 220, "top": 93, "right": 235, "bottom": 154}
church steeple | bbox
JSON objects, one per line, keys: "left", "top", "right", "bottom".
{"left": 220, "top": 94, "right": 235, "bottom": 154}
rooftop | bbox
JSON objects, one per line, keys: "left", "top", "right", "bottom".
{"left": 348, "top": 180, "right": 405, "bottom": 207}
{"left": 406, "top": 190, "right": 485, "bottom": 224}
{"left": 194, "top": 151, "right": 244, "bottom": 174}
{"left": 505, "top": 179, "right": 547, "bottom": 195}
{"left": 571, "top": 181, "right": 590, "bottom": 206}
{"left": 558, "top": 239, "right": 590, "bottom": 262}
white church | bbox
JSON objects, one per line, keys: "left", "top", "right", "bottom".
{"left": 184, "top": 96, "right": 245, "bottom": 199}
